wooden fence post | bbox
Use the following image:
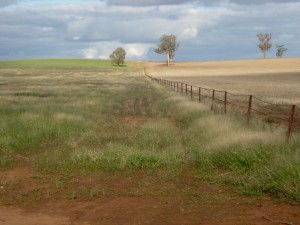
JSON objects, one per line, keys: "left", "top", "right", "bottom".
{"left": 186, "top": 84, "right": 188, "bottom": 96}
{"left": 198, "top": 87, "right": 201, "bottom": 103}
{"left": 181, "top": 83, "right": 183, "bottom": 94}
{"left": 211, "top": 90, "right": 215, "bottom": 110}
{"left": 287, "top": 105, "right": 296, "bottom": 142}
{"left": 191, "top": 85, "right": 193, "bottom": 99}
{"left": 247, "top": 95, "right": 253, "bottom": 125}
{"left": 224, "top": 91, "right": 227, "bottom": 114}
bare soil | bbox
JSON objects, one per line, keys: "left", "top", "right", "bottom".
{"left": 1, "top": 164, "right": 300, "bottom": 225}
{"left": 145, "top": 59, "right": 300, "bottom": 105}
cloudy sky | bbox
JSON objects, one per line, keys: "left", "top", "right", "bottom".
{"left": 0, "top": 0, "right": 299, "bottom": 61}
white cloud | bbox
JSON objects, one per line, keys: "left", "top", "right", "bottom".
{"left": 125, "top": 43, "right": 152, "bottom": 59}
{"left": 83, "top": 42, "right": 152, "bottom": 60}
{"left": 72, "top": 36, "right": 81, "bottom": 41}
{"left": 83, "top": 47, "right": 99, "bottom": 59}
{"left": 182, "top": 26, "right": 198, "bottom": 40}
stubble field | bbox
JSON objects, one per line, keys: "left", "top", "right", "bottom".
{"left": 145, "top": 58, "right": 300, "bottom": 105}
{"left": 0, "top": 59, "right": 300, "bottom": 225}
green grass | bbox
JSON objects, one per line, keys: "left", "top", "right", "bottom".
{"left": 0, "top": 58, "right": 130, "bottom": 69}
{"left": 1, "top": 59, "right": 300, "bottom": 202}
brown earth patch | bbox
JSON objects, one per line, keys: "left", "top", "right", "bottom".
{"left": 1, "top": 165, "right": 300, "bottom": 225}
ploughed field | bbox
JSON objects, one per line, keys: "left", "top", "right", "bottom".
{"left": 145, "top": 58, "right": 300, "bottom": 105}
{"left": 0, "top": 59, "right": 300, "bottom": 225}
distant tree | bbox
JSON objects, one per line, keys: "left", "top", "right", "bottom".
{"left": 155, "top": 34, "right": 179, "bottom": 66}
{"left": 110, "top": 47, "right": 126, "bottom": 66}
{"left": 276, "top": 44, "right": 288, "bottom": 58}
{"left": 256, "top": 33, "right": 272, "bottom": 58}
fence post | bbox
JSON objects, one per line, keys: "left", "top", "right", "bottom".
{"left": 198, "top": 87, "right": 201, "bottom": 103}
{"left": 247, "top": 95, "right": 253, "bottom": 125}
{"left": 177, "top": 82, "right": 178, "bottom": 92}
{"left": 286, "top": 105, "right": 296, "bottom": 143}
{"left": 211, "top": 89, "right": 215, "bottom": 110}
{"left": 224, "top": 91, "right": 227, "bottom": 114}
{"left": 186, "top": 84, "right": 188, "bottom": 96}
{"left": 181, "top": 83, "right": 183, "bottom": 94}
{"left": 191, "top": 85, "right": 193, "bottom": 99}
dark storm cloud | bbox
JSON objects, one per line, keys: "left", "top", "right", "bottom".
{"left": 0, "top": 0, "right": 22, "bottom": 7}
{"left": 106, "top": 0, "right": 300, "bottom": 6}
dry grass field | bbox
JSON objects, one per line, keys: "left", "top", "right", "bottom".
{"left": 145, "top": 58, "right": 300, "bottom": 105}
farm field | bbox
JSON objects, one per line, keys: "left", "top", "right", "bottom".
{"left": 145, "top": 58, "right": 300, "bottom": 105}
{"left": 0, "top": 59, "right": 300, "bottom": 225}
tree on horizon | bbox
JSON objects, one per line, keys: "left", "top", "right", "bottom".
{"left": 110, "top": 47, "right": 126, "bottom": 66}
{"left": 257, "top": 33, "right": 272, "bottom": 59}
{"left": 276, "top": 44, "right": 288, "bottom": 58}
{"left": 154, "top": 34, "right": 179, "bottom": 66}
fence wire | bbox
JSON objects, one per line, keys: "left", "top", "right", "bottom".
{"left": 146, "top": 75, "right": 299, "bottom": 141}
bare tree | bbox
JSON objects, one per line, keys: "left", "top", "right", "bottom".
{"left": 276, "top": 44, "right": 288, "bottom": 58}
{"left": 256, "top": 33, "right": 272, "bottom": 58}
{"left": 155, "top": 34, "right": 179, "bottom": 66}
{"left": 110, "top": 47, "right": 126, "bottom": 66}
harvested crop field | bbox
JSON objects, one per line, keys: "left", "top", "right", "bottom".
{"left": 145, "top": 58, "right": 300, "bottom": 105}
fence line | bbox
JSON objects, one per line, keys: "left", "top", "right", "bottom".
{"left": 144, "top": 73, "right": 299, "bottom": 143}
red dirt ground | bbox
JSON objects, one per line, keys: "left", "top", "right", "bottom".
{"left": 1, "top": 165, "right": 300, "bottom": 225}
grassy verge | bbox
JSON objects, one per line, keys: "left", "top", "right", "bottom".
{"left": 0, "top": 59, "right": 299, "bottom": 202}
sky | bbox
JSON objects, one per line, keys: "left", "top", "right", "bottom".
{"left": 0, "top": 0, "right": 299, "bottom": 61}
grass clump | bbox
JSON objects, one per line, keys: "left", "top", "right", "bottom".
{"left": 209, "top": 144, "right": 274, "bottom": 172}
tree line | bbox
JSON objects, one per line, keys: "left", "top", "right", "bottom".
{"left": 110, "top": 33, "right": 288, "bottom": 66}
{"left": 256, "top": 33, "right": 287, "bottom": 59}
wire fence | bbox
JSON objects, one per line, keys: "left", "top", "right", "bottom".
{"left": 145, "top": 73, "right": 300, "bottom": 143}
